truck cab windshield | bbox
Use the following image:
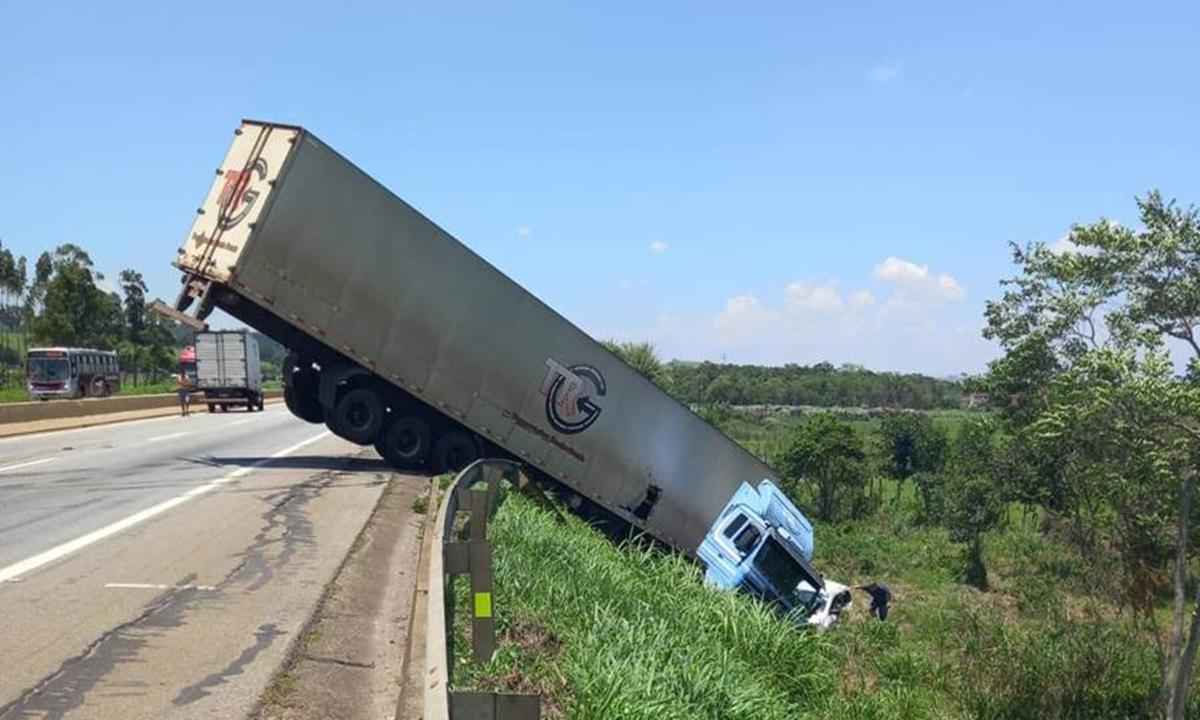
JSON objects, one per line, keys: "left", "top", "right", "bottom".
{"left": 29, "top": 358, "right": 70, "bottom": 381}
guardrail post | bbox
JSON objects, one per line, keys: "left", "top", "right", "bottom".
{"left": 450, "top": 691, "right": 540, "bottom": 719}
{"left": 429, "top": 459, "right": 540, "bottom": 720}
{"left": 468, "top": 488, "right": 495, "bottom": 662}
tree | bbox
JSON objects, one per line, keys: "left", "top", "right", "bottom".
{"left": 778, "top": 412, "right": 867, "bottom": 521}
{"left": 119, "top": 269, "right": 148, "bottom": 343}
{"left": 602, "top": 340, "right": 670, "bottom": 393}
{"left": 30, "top": 244, "right": 124, "bottom": 349}
{"left": 879, "top": 411, "right": 949, "bottom": 505}
{"left": 0, "top": 241, "right": 27, "bottom": 387}
{"left": 942, "top": 418, "right": 1003, "bottom": 589}
{"left": 983, "top": 191, "right": 1200, "bottom": 717}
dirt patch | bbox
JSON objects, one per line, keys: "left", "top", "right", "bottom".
{"left": 470, "top": 620, "right": 571, "bottom": 720}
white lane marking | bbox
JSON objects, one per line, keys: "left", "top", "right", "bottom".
{"left": 106, "top": 582, "right": 216, "bottom": 591}
{"left": 0, "top": 430, "right": 332, "bottom": 584}
{"left": 0, "top": 413, "right": 182, "bottom": 444}
{"left": 0, "top": 457, "right": 57, "bottom": 474}
{"left": 145, "top": 431, "right": 189, "bottom": 444}
{"left": 230, "top": 418, "right": 259, "bottom": 426}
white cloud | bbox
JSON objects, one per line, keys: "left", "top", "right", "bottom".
{"left": 874, "top": 256, "right": 928, "bottom": 283}
{"left": 874, "top": 256, "right": 965, "bottom": 302}
{"left": 785, "top": 281, "right": 843, "bottom": 311}
{"left": 649, "top": 240, "right": 669, "bottom": 255}
{"left": 849, "top": 289, "right": 876, "bottom": 307}
{"left": 937, "top": 273, "right": 965, "bottom": 301}
{"left": 868, "top": 62, "right": 902, "bottom": 84}
{"left": 648, "top": 280, "right": 995, "bottom": 373}
{"left": 517, "top": 226, "right": 531, "bottom": 237}
{"left": 713, "top": 294, "right": 780, "bottom": 348}
{"left": 597, "top": 254, "right": 993, "bottom": 375}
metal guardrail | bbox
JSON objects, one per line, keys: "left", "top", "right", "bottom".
{"left": 424, "top": 459, "right": 540, "bottom": 720}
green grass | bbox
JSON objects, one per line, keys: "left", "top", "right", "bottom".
{"left": 453, "top": 465, "right": 1190, "bottom": 719}
{"left": 0, "top": 386, "right": 27, "bottom": 403}
{"left": 453, "top": 493, "right": 846, "bottom": 720}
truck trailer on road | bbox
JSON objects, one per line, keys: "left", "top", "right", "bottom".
{"left": 162, "top": 119, "right": 849, "bottom": 626}
{"left": 194, "top": 330, "right": 265, "bottom": 413}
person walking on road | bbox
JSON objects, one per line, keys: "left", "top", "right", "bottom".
{"left": 857, "top": 582, "right": 892, "bottom": 621}
{"left": 176, "top": 372, "right": 193, "bottom": 417}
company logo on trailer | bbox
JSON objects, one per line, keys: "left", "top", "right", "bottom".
{"left": 541, "top": 359, "right": 606, "bottom": 434}
{"left": 217, "top": 157, "right": 269, "bottom": 230}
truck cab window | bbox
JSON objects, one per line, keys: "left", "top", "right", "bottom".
{"left": 733, "top": 524, "right": 761, "bottom": 556}
{"left": 722, "top": 514, "right": 748, "bottom": 540}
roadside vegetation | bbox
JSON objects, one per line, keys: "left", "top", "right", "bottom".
{"left": 454, "top": 410, "right": 1195, "bottom": 719}
{"left": 461, "top": 194, "right": 1200, "bottom": 718}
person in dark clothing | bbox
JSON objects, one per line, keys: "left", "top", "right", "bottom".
{"left": 857, "top": 582, "right": 891, "bottom": 621}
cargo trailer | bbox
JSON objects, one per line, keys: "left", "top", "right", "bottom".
{"left": 163, "top": 119, "right": 848, "bottom": 625}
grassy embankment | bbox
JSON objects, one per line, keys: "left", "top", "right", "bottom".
{"left": 448, "top": 410, "right": 1193, "bottom": 719}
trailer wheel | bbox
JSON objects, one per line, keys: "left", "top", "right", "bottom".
{"left": 330, "top": 388, "right": 385, "bottom": 445}
{"left": 207, "top": 403, "right": 216, "bottom": 413}
{"left": 432, "top": 431, "right": 480, "bottom": 474}
{"left": 284, "top": 384, "right": 324, "bottom": 424}
{"left": 375, "top": 416, "right": 432, "bottom": 470}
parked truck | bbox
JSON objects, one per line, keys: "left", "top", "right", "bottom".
{"left": 160, "top": 119, "right": 850, "bottom": 626}
{"left": 194, "top": 330, "right": 265, "bottom": 413}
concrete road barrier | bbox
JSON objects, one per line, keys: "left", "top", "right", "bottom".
{"left": 0, "top": 389, "right": 283, "bottom": 426}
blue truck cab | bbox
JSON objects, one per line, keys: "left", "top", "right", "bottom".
{"left": 698, "top": 480, "right": 850, "bottom": 627}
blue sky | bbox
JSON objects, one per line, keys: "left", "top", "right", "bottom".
{"left": 2, "top": 2, "right": 1197, "bottom": 375}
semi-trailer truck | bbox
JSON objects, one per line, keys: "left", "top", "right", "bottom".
{"left": 161, "top": 119, "right": 850, "bottom": 626}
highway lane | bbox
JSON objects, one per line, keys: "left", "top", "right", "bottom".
{"left": 0, "top": 409, "right": 409, "bottom": 719}
{"left": 0, "top": 406, "right": 322, "bottom": 570}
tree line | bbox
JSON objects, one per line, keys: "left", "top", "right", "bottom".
{"left": 0, "top": 241, "right": 284, "bottom": 388}
{"left": 601, "top": 340, "right": 964, "bottom": 410}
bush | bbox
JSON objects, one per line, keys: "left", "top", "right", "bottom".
{"left": 952, "top": 605, "right": 1165, "bottom": 720}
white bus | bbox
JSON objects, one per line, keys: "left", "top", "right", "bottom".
{"left": 26, "top": 347, "right": 121, "bottom": 400}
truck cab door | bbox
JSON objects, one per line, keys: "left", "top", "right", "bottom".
{"left": 698, "top": 510, "right": 767, "bottom": 591}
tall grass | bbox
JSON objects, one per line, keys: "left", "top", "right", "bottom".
{"left": 456, "top": 493, "right": 842, "bottom": 720}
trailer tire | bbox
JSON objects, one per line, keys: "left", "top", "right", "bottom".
{"left": 207, "top": 403, "right": 216, "bottom": 413}
{"left": 432, "top": 431, "right": 479, "bottom": 474}
{"left": 284, "top": 384, "right": 324, "bottom": 424}
{"left": 375, "top": 416, "right": 432, "bottom": 469}
{"left": 330, "top": 387, "right": 385, "bottom": 445}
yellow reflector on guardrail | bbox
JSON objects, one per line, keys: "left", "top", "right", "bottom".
{"left": 474, "top": 592, "right": 493, "bottom": 619}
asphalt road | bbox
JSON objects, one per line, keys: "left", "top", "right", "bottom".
{"left": 0, "top": 407, "right": 398, "bottom": 719}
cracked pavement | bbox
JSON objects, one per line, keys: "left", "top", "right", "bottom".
{"left": 0, "top": 408, "right": 398, "bottom": 719}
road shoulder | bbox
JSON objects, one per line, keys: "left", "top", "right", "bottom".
{"left": 255, "top": 473, "right": 430, "bottom": 720}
